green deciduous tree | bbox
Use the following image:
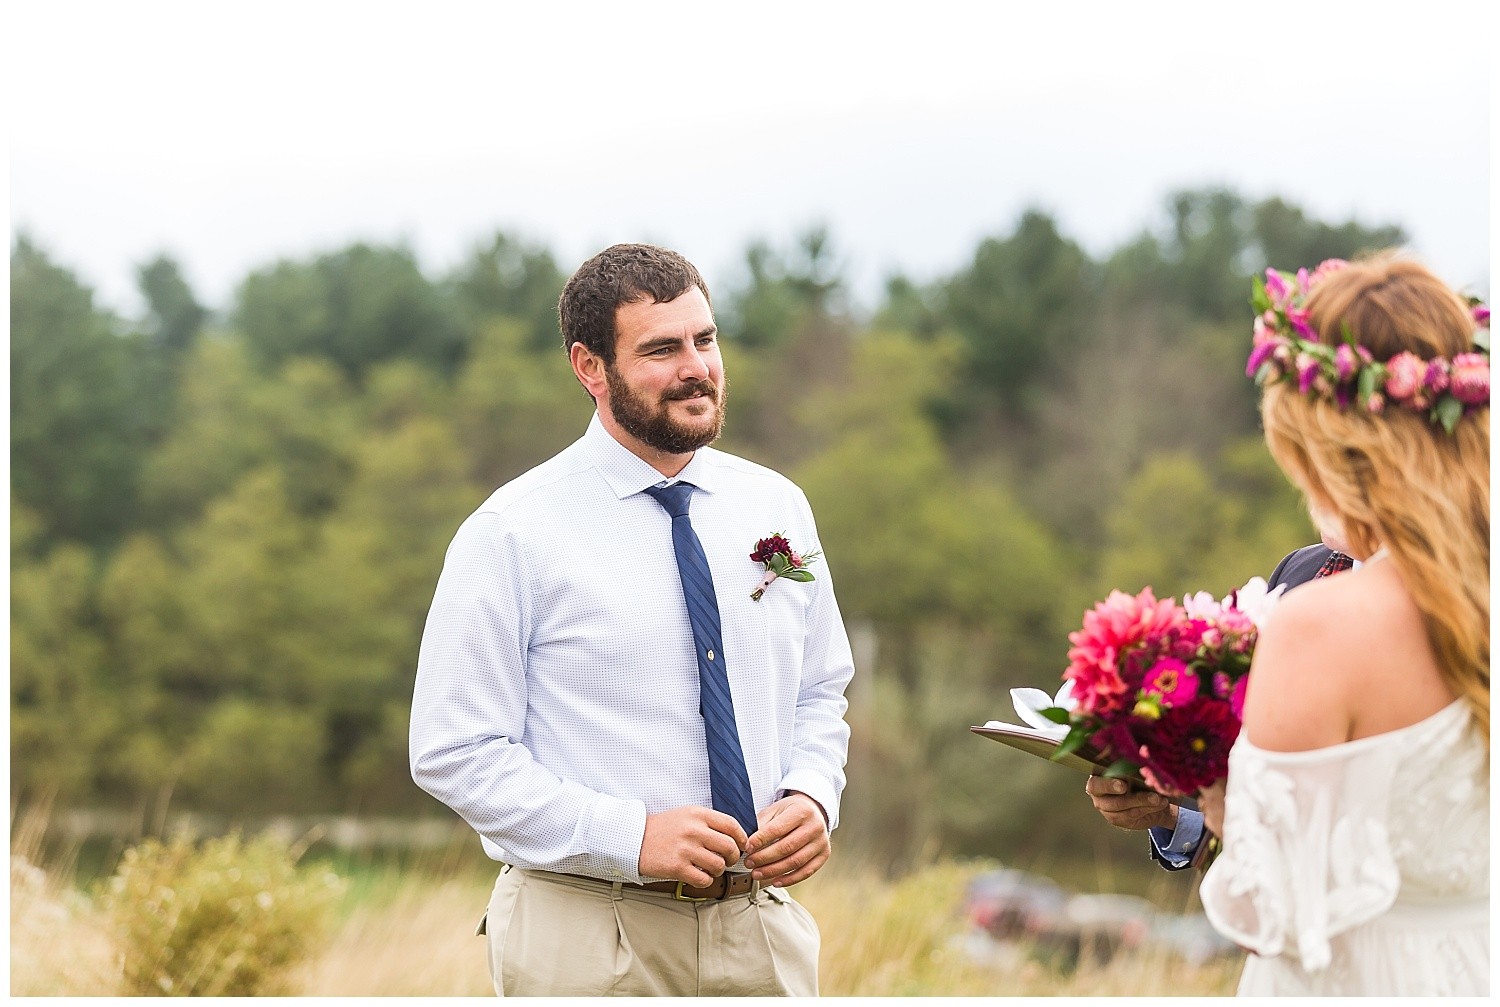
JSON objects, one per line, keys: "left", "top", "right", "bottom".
{"left": 453, "top": 320, "right": 590, "bottom": 488}
{"left": 234, "top": 243, "right": 466, "bottom": 379}
{"left": 11, "top": 237, "right": 163, "bottom": 548}
{"left": 446, "top": 231, "right": 566, "bottom": 352}
{"left": 137, "top": 253, "right": 209, "bottom": 357}
{"left": 941, "top": 209, "right": 1095, "bottom": 417}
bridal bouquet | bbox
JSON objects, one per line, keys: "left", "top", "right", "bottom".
{"left": 1041, "top": 578, "right": 1284, "bottom": 796}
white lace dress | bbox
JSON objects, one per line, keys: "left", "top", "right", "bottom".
{"left": 1200, "top": 700, "right": 1489, "bottom": 996}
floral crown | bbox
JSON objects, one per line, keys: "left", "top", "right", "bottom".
{"left": 1245, "top": 258, "right": 1490, "bottom": 433}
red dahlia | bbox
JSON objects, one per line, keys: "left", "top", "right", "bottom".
{"left": 1135, "top": 699, "right": 1240, "bottom": 795}
{"left": 750, "top": 535, "right": 792, "bottom": 563}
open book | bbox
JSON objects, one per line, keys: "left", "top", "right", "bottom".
{"left": 971, "top": 686, "right": 1194, "bottom": 808}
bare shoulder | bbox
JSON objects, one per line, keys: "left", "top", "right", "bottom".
{"left": 1243, "top": 562, "right": 1439, "bottom": 751}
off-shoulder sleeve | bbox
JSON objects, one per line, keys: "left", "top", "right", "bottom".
{"left": 1199, "top": 737, "right": 1401, "bottom": 972}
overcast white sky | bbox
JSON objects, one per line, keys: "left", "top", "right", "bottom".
{"left": 7, "top": 0, "right": 1494, "bottom": 318}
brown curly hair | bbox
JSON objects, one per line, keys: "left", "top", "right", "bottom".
{"left": 557, "top": 243, "right": 712, "bottom": 365}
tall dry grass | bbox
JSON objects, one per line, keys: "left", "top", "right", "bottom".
{"left": 11, "top": 813, "right": 1241, "bottom": 997}
{"left": 9, "top": 805, "right": 121, "bottom": 996}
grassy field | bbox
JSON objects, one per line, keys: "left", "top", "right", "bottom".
{"left": 11, "top": 816, "right": 1242, "bottom": 997}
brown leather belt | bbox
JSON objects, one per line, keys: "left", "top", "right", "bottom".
{"left": 553, "top": 870, "right": 758, "bottom": 901}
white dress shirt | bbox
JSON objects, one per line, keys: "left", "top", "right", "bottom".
{"left": 410, "top": 413, "right": 856, "bottom": 884}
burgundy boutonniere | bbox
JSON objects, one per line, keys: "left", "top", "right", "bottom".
{"left": 749, "top": 533, "right": 822, "bottom": 601}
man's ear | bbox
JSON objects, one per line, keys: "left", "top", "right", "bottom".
{"left": 570, "top": 342, "right": 608, "bottom": 401}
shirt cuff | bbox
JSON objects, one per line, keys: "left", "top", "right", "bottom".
{"left": 777, "top": 771, "right": 840, "bottom": 832}
{"left": 580, "top": 793, "right": 650, "bottom": 883}
{"left": 1149, "top": 809, "right": 1204, "bottom": 866}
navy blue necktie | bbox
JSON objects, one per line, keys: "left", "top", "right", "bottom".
{"left": 644, "top": 482, "right": 758, "bottom": 836}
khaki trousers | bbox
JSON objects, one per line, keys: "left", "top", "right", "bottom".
{"left": 481, "top": 866, "right": 821, "bottom": 996}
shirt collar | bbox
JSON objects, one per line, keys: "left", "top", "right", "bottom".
{"left": 583, "top": 412, "right": 722, "bottom": 499}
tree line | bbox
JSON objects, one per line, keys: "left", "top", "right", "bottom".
{"left": 10, "top": 188, "right": 1414, "bottom": 865}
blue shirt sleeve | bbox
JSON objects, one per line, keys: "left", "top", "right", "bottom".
{"left": 1148, "top": 808, "right": 1204, "bottom": 867}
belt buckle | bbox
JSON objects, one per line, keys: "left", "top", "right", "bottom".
{"left": 673, "top": 880, "right": 715, "bottom": 902}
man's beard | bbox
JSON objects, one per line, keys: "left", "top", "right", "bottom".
{"left": 605, "top": 365, "right": 726, "bottom": 455}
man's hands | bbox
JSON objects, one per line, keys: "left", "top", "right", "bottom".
{"left": 640, "top": 793, "right": 832, "bottom": 889}
{"left": 745, "top": 792, "right": 830, "bottom": 887}
{"left": 640, "top": 806, "right": 748, "bottom": 887}
{"left": 1085, "top": 775, "right": 1177, "bottom": 831}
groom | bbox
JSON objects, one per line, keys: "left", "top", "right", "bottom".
{"left": 1084, "top": 542, "right": 1353, "bottom": 869}
{"left": 410, "top": 242, "right": 856, "bottom": 994}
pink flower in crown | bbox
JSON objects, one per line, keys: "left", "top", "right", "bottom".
{"left": 1246, "top": 334, "right": 1285, "bottom": 377}
{"left": 1295, "top": 267, "right": 1311, "bottom": 294}
{"left": 1264, "top": 269, "right": 1291, "bottom": 305}
{"left": 1423, "top": 359, "right": 1450, "bottom": 396}
{"left": 1449, "top": 353, "right": 1490, "bottom": 405}
{"left": 1384, "top": 351, "right": 1425, "bottom": 400}
{"left": 1295, "top": 352, "right": 1321, "bottom": 393}
{"left": 1287, "top": 307, "right": 1316, "bottom": 340}
{"left": 1334, "top": 343, "right": 1359, "bottom": 381}
{"left": 1474, "top": 305, "right": 1490, "bottom": 328}
{"left": 1309, "top": 258, "right": 1349, "bottom": 286}
{"left": 1142, "top": 658, "right": 1198, "bottom": 709}
{"left": 1365, "top": 391, "right": 1386, "bottom": 414}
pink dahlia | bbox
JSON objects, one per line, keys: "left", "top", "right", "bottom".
{"left": 1064, "top": 588, "right": 1184, "bottom": 717}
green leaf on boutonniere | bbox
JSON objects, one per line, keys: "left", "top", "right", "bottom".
{"left": 769, "top": 554, "right": 791, "bottom": 575}
{"left": 780, "top": 569, "right": 815, "bottom": 582}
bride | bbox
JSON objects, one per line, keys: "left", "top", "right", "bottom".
{"left": 1197, "top": 255, "right": 1489, "bottom": 995}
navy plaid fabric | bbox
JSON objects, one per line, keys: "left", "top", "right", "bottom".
{"left": 644, "top": 483, "right": 758, "bottom": 836}
{"left": 1315, "top": 551, "right": 1355, "bottom": 578}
